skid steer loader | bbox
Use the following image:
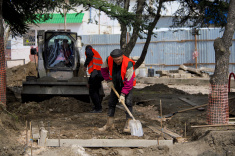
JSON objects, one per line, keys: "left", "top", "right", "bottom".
{"left": 21, "top": 31, "right": 104, "bottom": 103}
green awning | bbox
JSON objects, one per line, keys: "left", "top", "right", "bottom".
{"left": 38, "top": 13, "right": 84, "bottom": 24}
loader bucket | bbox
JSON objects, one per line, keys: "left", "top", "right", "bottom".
{"left": 21, "top": 78, "right": 104, "bottom": 103}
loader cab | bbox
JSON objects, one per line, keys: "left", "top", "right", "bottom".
{"left": 44, "top": 31, "right": 78, "bottom": 70}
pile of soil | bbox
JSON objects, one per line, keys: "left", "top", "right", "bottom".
{"left": 7, "top": 96, "right": 92, "bottom": 121}
{"left": 0, "top": 113, "right": 24, "bottom": 155}
{"left": 6, "top": 62, "right": 37, "bottom": 87}
{"left": 133, "top": 83, "right": 188, "bottom": 95}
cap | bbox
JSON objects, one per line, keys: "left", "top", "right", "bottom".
{"left": 110, "top": 49, "right": 123, "bottom": 58}
{"left": 85, "top": 45, "right": 92, "bottom": 51}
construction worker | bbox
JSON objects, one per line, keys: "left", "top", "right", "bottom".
{"left": 84, "top": 45, "right": 104, "bottom": 113}
{"left": 61, "top": 39, "right": 72, "bottom": 66}
{"left": 99, "top": 49, "right": 136, "bottom": 133}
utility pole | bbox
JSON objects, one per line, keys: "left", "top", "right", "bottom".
{"left": 192, "top": 28, "right": 199, "bottom": 69}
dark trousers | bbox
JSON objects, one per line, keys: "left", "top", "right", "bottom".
{"left": 108, "top": 89, "right": 133, "bottom": 119}
{"left": 89, "top": 84, "right": 102, "bottom": 110}
{"left": 89, "top": 70, "right": 103, "bottom": 111}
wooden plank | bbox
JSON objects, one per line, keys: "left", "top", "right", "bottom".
{"left": 191, "top": 124, "right": 235, "bottom": 128}
{"left": 178, "top": 97, "right": 205, "bottom": 111}
{"left": 46, "top": 139, "right": 173, "bottom": 147}
{"left": 149, "top": 125, "right": 182, "bottom": 139}
{"left": 147, "top": 126, "right": 173, "bottom": 141}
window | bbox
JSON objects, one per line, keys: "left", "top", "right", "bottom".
{"left": 23, "top": 30, "right": 35, "bottom": 46}
{"left": 47, "top": 34, "right": 74, "bottom": 68}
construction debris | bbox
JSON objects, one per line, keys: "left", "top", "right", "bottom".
{"left": 156, "top": 64, "right": 213, "bottom": 78}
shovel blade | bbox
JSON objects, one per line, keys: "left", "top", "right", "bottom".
{"left": 129, "top": 120, "right": 144, "bottom": 137}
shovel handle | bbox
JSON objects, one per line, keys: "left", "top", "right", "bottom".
{"left": 178, "top": 103, "right": 208, "bottom": 113}
{"left": 85, "top": 71, "right": 93, "bottom": 105}
{"left": 177, "top": 97, "right": 235, "bottom": 113}
{"left": 111, "top": 86, "right": 136, "bottom": 121}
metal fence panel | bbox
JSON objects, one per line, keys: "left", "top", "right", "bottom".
{"left": 81, "top": 28, "right": 235, "bottom": 75}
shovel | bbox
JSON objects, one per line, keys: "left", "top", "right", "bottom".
{"left": 111, "top": 86, "right": 144, "bottom": 137}
{"left": 163, "top": 103, "right": 208, "bottom": 118}
{"left": 85, "top": 71, "right": 93, "bottom": 106}
{"left": 163, "top": 97, "right": 235, "bottom": 118}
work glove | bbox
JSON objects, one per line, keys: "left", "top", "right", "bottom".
{"left": 107, "top": 81, "right": 114, "bottom": 88}
{"left": 119, "top": 93, "right": 125, "bottom": 104}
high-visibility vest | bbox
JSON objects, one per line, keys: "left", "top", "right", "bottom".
{"left": 108, "top": 55, "right": 136, "bottom": 86}
{"left": 86, "top": 48, "right": 103, "bottom": 74}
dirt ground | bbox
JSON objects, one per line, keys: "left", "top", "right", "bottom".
{"left": 1, "top": 62, "right": 235, "bottom": 156}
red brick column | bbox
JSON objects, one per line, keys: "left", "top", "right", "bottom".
{"left": 0, "top": 37, "right": 6, "bottom": 107}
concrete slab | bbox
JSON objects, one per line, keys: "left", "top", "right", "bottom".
{"left": 180, "top": 73, "right": 192, "bottom": 79}
{"left": 178, "top": 70, "right": 186, "bottom": 74}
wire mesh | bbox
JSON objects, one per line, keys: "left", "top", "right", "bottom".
{"left": 0, "top": 37, "right": 6, "bottom": 107}
{"left": 207, "top": 84, "right": 229, "bottom": 124}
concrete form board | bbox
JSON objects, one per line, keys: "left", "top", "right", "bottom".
{"left": 45, "top": 139, "right": 173, "bottom": 147}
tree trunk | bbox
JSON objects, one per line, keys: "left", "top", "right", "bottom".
{"left": 0, "top": 0, "right": 6, "bottom": 109}
{"left": 120, "top": 22, "right": 127, "bottom": 50}
{"left": 134, "top": 0, "right": 163, "bottom": 69}
{"left": 120, "top": 0, "right": 130, "bottom": 51}
{"left": 208, "top": 0, "right": 235, "bottom": 124}
{"left": 121, "top": 0, "right": 145, "bottom": 57}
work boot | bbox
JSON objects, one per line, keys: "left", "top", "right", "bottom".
{"left": 123, "top": 119, "right": 132, "bottom": 133}
{"left": 98, "top": 117, "right": 115, "bottom": 131}
{"left": 90, "top": 109, "right": 102, "bottom": 113}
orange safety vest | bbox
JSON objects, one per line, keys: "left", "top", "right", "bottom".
{"left": 86, "top": 48, "right": 103, "bottom": 74}
{"left": 108, "top": 55, "right": 136, "bottom": 86}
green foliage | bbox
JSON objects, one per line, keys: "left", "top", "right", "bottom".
{"left": 172, "top": 0, "right": 229, "bottom": 28}
{"left": 3, "top": 0, "right": 65, "bottom": 36}
{"left": 71, "top": 0, "right": 135, "bottom": 25}
{"left": 3, "top": 0, "right": 230, "bottom": 36}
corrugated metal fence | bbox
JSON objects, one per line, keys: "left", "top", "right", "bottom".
{"left": 81, "top": 28, "right": 235, "bottom": 75}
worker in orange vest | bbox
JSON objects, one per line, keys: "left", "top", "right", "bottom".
{"left": 84, "top": 45, "right": 104, "bottom": 113}
{"left": 99, "top": 49, "right": 136, "bottom": 133}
